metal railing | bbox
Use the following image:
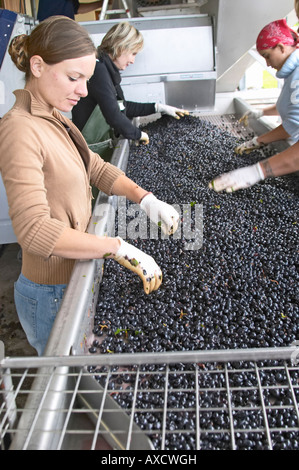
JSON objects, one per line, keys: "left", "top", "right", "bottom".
{"left": 1, "top": 346, "right": 299, "bottom": 450}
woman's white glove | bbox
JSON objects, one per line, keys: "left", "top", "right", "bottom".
{"left": 209, "top": 163, "right": 265, "bottom": 193}
{"left": 239, "top": 109, "right": 264, "bottom": 126}
{"left": 113, "top": 237, "right": 162, "bottom": 294}
{"left": 235, "top": 136, "right": 264, "bottom": 155}
{"left": 140, "top": 193, "right": 179, "bottom": 235}
{"left": 139, "top": 131, "right": 149, "bottom": 145}
{"left": 155, "top": 103, "right": 189, "bottom": 119}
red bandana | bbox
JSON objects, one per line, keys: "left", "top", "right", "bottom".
{"left": 256, "top": 19, "right": 298, "bottom": 51}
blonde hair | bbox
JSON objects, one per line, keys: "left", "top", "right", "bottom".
{"left": 98, "top": 22, "right": 143, "bottom": 60}
{"left": 9, "top": 16, "right": 96, "bottom": 81}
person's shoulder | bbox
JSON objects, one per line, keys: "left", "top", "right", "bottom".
{"left": 0, "top": 107, "right": 26, "bottom": 125}
{"left": 291, "top": 49, "right": 299, "bottom": 70}
{"left": 0, "top": 107, "right": 35, "bottom": 125}
{"left": 94, "top": 57, "right": 109, "bottom": 73}
{"left": 0, "top": 108, "right": 41, "bottom": 140}
{"left": 89, "top": 58, "right": 110, "bottom": 86}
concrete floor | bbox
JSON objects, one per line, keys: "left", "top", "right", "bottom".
{"left": 0, "top": 243, "right": 36, "bottom": 358}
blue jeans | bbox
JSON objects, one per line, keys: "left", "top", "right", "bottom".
{"left": 14, "top": 274, "right": 67, "bottom": 356}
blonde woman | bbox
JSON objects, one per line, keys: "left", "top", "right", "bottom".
{"left": 72, "top": 22, "right": 189, "bottom": 145}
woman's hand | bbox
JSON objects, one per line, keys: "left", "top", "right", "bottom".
{"left": 113, "top": 237, "right": 162, "bottom": 294}
{"left": 239, "top": 109, "right": 264, "bottom": 126}
{"left": 209, "top": 163, "right": 265, "bottom": 193}
{"left": 139, "top": 131, "right": 150, "bottom": 145}
{"left": 140, "top": 193, "right": 179, "bottom": 235}
{"left": 155, "top": 103, "right": 189, "bottom": 119}
{"left": 234, "top": 136, "right": 264, "bottom": 155}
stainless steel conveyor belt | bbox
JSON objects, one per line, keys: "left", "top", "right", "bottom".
{"left": 1, "top": 101, "right": 297, "bottom": 451}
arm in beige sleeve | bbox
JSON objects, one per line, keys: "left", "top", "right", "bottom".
{"left": 53, "top": 175, "right": 149, "bottom": 260}
{"left": 110, "top": 174, "right": 149, "bottom": 203}
{"left": 53, "top": 230, "right": 120, "bottom": 260}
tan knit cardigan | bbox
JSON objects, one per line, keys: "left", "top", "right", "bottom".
{"left": 0, "top": 89, "right": 124, "bottom": 284}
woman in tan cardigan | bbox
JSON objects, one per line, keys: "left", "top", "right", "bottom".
{"left": 0, "top": 16, "right": 179, "bottom": 355}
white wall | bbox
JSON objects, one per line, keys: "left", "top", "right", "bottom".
{"left": 201, "top": 0, "right": 295, "bottom": 91}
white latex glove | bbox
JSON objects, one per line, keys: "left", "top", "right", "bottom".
{"left": 113, "top": 237, "right": 162, "bottom": 294}
{"left": 239, "top": 109, "right": 264, "bottom": 126}
{"left": 140, "top": 193, "right": 179, "bottom": 235}
{"left": 135, "top": 131, "right": 149, "bottom": 146}
{"left": 235, "top": 136, "right": 264, "bottom": 155}
{"left": 155, "top": 103, "right": 189, "bottom": 119}
{"left": 209, "top": 162, "right": 265, "bottom": 193}
{"left": 139, "top": 131, "right": 149, "bottom": 145}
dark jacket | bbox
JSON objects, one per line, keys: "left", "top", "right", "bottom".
{"left": 37, "top": 0, "right": 79, "bottom": 21}
{"left": 72, "top": 53, "right": 156, "bottom": 140}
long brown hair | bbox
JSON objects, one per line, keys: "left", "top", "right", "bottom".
{"left": 9, "top": 16, "right": 96, "bottom": 81}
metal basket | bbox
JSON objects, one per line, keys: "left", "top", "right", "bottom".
{"left": 1, "top": 347, "right": 299, "bottom": 450}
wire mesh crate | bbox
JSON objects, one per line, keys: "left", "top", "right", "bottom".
{"left": 1, "top": 347, "right": 299, "bottom": 450}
